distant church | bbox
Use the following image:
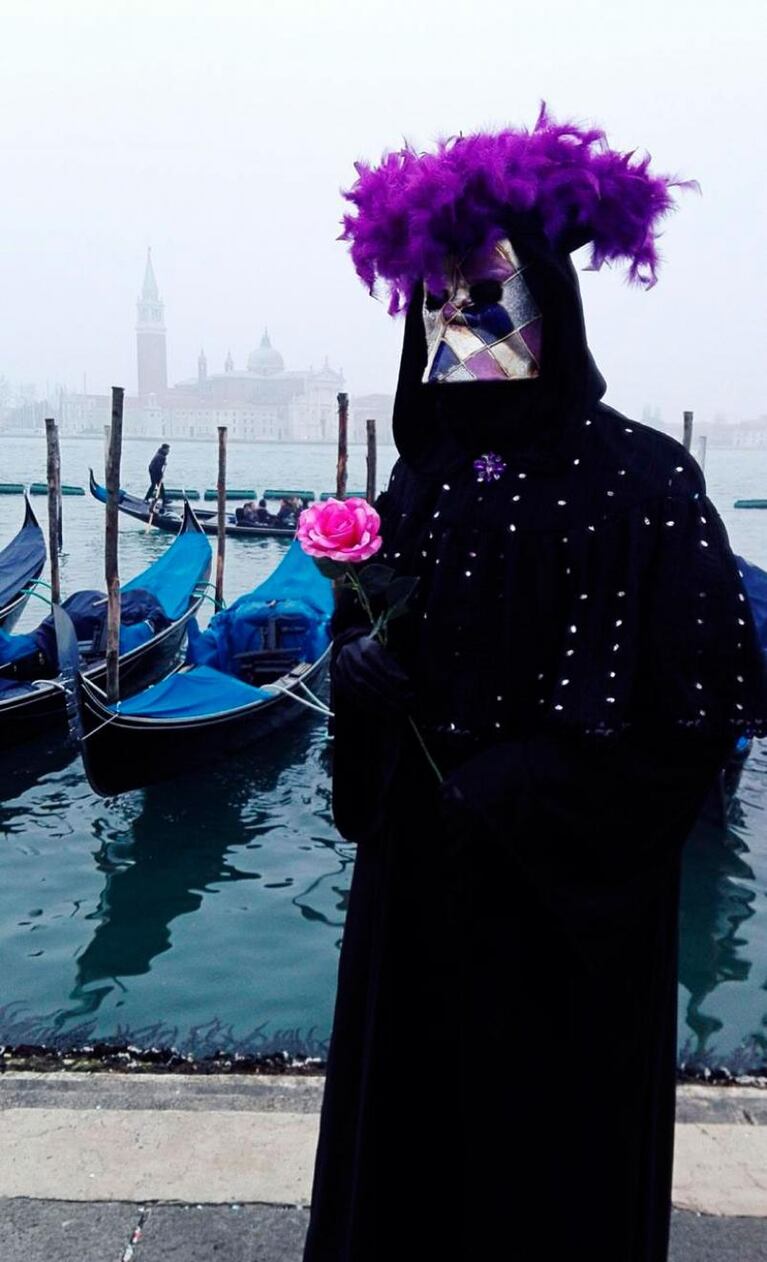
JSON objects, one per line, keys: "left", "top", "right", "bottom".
{"left": 61, "top": 250, "right": 357, "bottom": 443}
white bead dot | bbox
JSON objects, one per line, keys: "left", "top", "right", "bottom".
{"left": 557, "top": 499, "right": 567, "bottom": 506}
{"left": 625, "top": 427, "right": 633, "bottom": 433}
{"left": 465, "top": 570, "right": 472, "bottom": 577}
{"left": 573, "top": 457, "right": 580, "bottom": 465}
{"left": 665, "top": 520, "right": 675, "bottom": 527}
{"left": 608, "top": 670, "right": 616, "bottom": 678}
{"left": 512, "top": 494, "right": 520, "bottom": 502}
{"left": 443, "top": 483, "right": 451, "bottom": 490}
{"left": 518, "top": 472, "right": 527, "bottom": 479}
{"left": 607, "top": 490, "right": 614, "bottom": 497}
{"left": 618, "top": 469, "right": 626, "bottom": 476}
{"left": 509, "top": 523, "right": 517, "bottom": 532}
{"left": 561, "top": 678, "right": 570, "bottom": 686}
{"left": 700, "top": 540, "right": 709, "bottom": 547}
{"left": 615, "top": 619, "right": 623, "bottom": 627}
{"left": 617, "top": 590, "right": 626, "bottom": 598}
{"left": 566, "top": 649, "right": 575, "bottom": 657}
{"left": 554, "top": 704, "right": 564, "bottom": 711}
{"left": 606, "top": 696, "right": 615, "bottom": 703}
{"left": 569, "top": 625, "right": 577, "bottom": 634}
{"left": 644, "top": 517, "right": 651, "bottom": 525}
{"left": 588, "top": 525, "right": 596, "bottom": 532}
{"left": 579, "top": 593, "right": 588, "bottom": 600}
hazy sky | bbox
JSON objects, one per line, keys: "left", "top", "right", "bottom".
{"left": 1, "top": 0, "right": 764, "bottom": 427}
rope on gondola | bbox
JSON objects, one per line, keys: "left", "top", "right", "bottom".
{"left": 266, "top": 679, "right": 333, "bottom": 717}
{"left": 79, "top": 706, "right": 122, "bottom": 741}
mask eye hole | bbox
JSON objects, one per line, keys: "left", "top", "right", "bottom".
{"left": 424, "top": 288, "right": 449, "bottom": 312}
{"left": 469, "top": 279, "right": 503, "bottom": 305}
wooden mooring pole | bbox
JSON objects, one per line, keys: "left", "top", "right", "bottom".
{"left": 44, "top": 417, "right": 62, "bottom": 604}
{"left": 683, "top": 410, "right": 694, "bottom": 452}
{"left": 365, "top": 417, "right": 377, "bottom": 504}
{"left": 336, "top": 392, "right": 348, "bottom": 501}
{"left": 105, "top": 387, "right": 124, "bottom": 705}
{"left": 215, "top": 425, "right": 227, "bottom": 609}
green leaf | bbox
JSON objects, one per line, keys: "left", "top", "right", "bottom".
{"left": 357, "top": 563, "right": 396, "bottom": 595}
{"left": 385, "top": 576, "right": 419, "bottom": 608}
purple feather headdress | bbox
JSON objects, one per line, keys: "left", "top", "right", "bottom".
{"left": 341, "top": 104, "right": 697, "bottom": 314}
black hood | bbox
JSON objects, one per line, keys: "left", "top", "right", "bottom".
{"left": 391, "top": 222, "right": 606, "bottom": 475}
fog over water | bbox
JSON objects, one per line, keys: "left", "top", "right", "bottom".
{"left": 0, "top": 0, "right": 765, "bottom": 428}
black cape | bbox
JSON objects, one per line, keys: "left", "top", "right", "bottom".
{"left": 303, "top": 239, "right": 767, "bottom": 1261}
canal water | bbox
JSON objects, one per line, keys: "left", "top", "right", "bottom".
{"left": 0, "top": 435, "right": 765, "bottom": 1071}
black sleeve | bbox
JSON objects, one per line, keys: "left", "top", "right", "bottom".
{"left": 636, "top": 478, "right": 767, "bottom": 740}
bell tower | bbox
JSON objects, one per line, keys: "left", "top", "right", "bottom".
{"left": 136, "top": 248, "right": 168, "bottom": 398}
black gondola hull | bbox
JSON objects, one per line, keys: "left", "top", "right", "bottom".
{"left": 89, "top": 470, "right": 296, "bottom": 540}
{"left": 78, "top": 654, "right": 329, "bottom": 796}
{"left": 0, "top": 588, "right": 36, "bottom": 634}
{"left": 0, "top": 496, "right": 46, "bottom": 632}
{"left": 0, "top": 599, "right": 204, "bottom": 750}
{"left": 0, "top": 498, "right": 211, "bottom": 750}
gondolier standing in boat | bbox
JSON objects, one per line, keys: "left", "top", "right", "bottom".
{"left": 144, "top": 442, "right": 170, "bottom": 504}
{"left": 302, "top": 108, "right": 767, "bottom": 1262}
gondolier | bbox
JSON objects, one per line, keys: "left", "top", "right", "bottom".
{"left": 144, "top": 442, "right": 170, "bottom": 503}
{"left": 302, "top": 108, "right": 767, "bottom": 1262}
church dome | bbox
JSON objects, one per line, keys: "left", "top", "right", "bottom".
{"left": 247, "top": 329, "right": 284, "bottom": 376}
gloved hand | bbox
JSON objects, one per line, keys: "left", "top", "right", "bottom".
{"left": 331, "top": 628, "right": 414, "bottom": 717}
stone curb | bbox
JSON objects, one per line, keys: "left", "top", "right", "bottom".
{"left": 2, "top": 1074, "right": 766, "bottom": 1216}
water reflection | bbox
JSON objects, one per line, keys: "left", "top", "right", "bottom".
{"left": 679, "top": 741, "right": 767, "bottom": 1071}
{"left": 55, "top": 717, "right": 351, "bottom": 1051}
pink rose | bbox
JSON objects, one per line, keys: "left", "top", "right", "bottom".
{"left": 297, "top": 497, "right": 382, "bottom": 563}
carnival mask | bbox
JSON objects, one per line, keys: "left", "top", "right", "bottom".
{"left": 422, "top": 237, "right": 542, "bottom": 384}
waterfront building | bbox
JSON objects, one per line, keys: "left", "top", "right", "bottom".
{"left": 46, "top": 250, "right": 380, "bottom": 443}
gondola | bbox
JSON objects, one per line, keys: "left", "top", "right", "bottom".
{"left": 0, "top": 500, "right": 212, "bottom": 749}
{"left": 74, "top": 539, "right": 333, "bottom": 795}
{"left": 0, "top": 495, "right": 46, "bottom": 632}
{"left": 89, "top": 470, "right": 297, "bottom": 539}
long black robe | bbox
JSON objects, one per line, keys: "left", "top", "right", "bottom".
{"left": 302, "top": 245, "right": 767, "bottom": 1261}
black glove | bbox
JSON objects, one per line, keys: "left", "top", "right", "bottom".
{"left": 331, "top": 628, "right": 414, "bottom": 717}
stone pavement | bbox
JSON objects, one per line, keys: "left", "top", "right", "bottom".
{"left": 1, "top": 1072, "right": 766, "bottom": 1260}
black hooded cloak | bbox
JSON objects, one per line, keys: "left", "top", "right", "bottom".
{"left": 302, "top": 231, "right": 767, "bottom": 1262}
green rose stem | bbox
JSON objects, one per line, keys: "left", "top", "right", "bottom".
{"left": 344, "top": 567, "right": 443, "bottom": 785}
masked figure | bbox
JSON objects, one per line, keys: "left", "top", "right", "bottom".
{"left": 302, "top": 108, "right": 767, "bottom": 1262}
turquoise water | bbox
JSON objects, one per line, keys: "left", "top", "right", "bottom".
{"left": 0, "top": 435, "right": 765, "bottom": 1069}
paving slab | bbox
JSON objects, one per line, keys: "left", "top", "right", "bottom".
{"left": 1, "top": 1201, "right": 767, "bottom": 1262}
{"left": 0, "top": 1199, "right": 141, "bottom": 1262}
{"left": 670, "top": 1209, "right": 767, "bottom": 1261}
{"left": 134, "top": 1203, "right": 309, "bottom": 1261}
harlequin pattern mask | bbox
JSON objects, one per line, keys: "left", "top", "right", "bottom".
{"left": 422, "top": 237, "right": 542, "bottom": 384}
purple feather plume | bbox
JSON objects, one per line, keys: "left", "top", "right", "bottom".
{"left": 340, "top": 104, "right": 698, "bottom": 314}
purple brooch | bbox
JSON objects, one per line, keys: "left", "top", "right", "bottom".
{"left": 473, "top": 452, "right": 507, "bottom": 483}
